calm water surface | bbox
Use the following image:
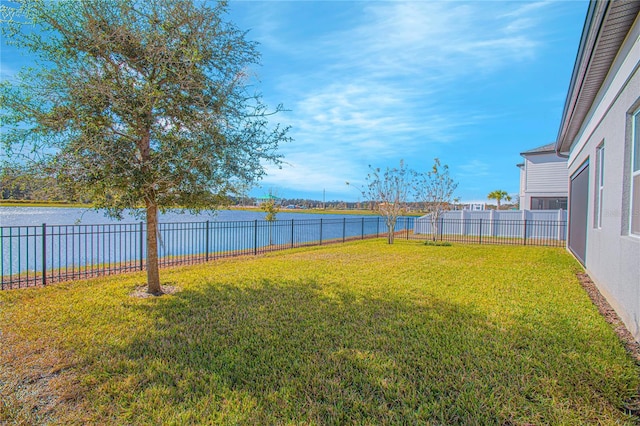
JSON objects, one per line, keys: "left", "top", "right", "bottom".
{"left": 0, "top": 207, "right": 368, "bottom": 227}
{"left": 1, "top": 207, "right": 387, "bottom": 281}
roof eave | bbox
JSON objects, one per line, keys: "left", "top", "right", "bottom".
{"left": 555, "top": 0, "right": 606, "bottom": 155}
{"left": 520, "top": 143, "right": 557, "bottom": 157}
{"left": 555, "top": 1, "right": 640, "bottom": 156}
{"left": 519, "top": 149, "right": 556, "bottom": 157}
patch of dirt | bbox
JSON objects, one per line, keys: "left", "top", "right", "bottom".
{"left": 129, "top": 283, "right": 181, "bottom": 298}
{"left": 0, "top": 333, "right": 84, "bottom": 424}
{"left": 576, "top": 273, "right": 640, "bottom": 364}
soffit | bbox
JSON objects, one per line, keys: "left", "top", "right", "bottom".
{"left": 556, "top": 0, "right": 640, "bottom": 153}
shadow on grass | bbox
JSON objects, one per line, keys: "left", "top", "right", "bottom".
{"left": 70, "top": 272, "right": 638, "bottom": 425}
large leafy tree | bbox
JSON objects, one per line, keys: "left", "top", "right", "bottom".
{"left": 1, "top": 0, "right": 290, "bottom": 294}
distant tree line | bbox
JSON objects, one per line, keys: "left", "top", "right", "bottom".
{"left": 0, "top": 165, "right": 89, "bottom": 202}
{"left": 3, "top": 162, "right": 466, "bottom": 213}
{"left": 1, "top": 165, "right": 467, "bottom": 213}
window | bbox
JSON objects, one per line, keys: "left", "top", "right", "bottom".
{"left": 595, "top": 143, "right": 604, "bottom": 228}
{"left": 632, "top": 111, "right": 640, "bottom": 235}
{"left": 530, "top": 197, "right": 568, "bottom": 210}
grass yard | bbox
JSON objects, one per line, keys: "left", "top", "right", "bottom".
{"left": 1, "top": 240, "right": 638, "bottom": 424}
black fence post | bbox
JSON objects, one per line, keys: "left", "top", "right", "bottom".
{"left": 139, "top": 221, "right": 144, "bottom": 271}
{"left": 478, "top": 219, "right": 483, "bottom": 245}
{"left": 254, "top": 220, "right": 258, "bottom": 255}
{"left": 523, "top": 219, "right": 528, "bottom": 246}
{"left": 342, "top": 218, "right": 346, "bottom": 243}
{"left": 42, "top": 223, "right": 47, "bottom": 286}
{"left": 406, "top": 217, "right": 409, "bottom": 240}
{"left": 376, "top": 217, "right": 380, "bottom": 238}
{"left": 291, "top": 219, "right": 294, "bottom": 249}
{"left": 205, "top": 221, "right": 210, "bottom": 262}
{"left": 319, "top": 219, "right": 323, "bottom": 245}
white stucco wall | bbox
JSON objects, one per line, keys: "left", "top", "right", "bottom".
{"left": 566, "top": 17, "right": 640, "bottom": 341}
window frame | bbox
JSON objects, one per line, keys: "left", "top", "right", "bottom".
{"left": 631, "top": 110, "right": 640, "bottom": 236}
{"left": 529, "top": 197, "right": 568, "bottom": 211}
{"left": 629, "top": 109, "right": 640, "bottom": 238}
{"left": 595, "top": 142, "right": 604, "bottom": 229}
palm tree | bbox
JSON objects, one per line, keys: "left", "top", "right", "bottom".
{"left": 487, "top": 190, "right": 512, "bottom": 210}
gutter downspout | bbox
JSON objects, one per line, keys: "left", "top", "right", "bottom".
{"left": 555, "top": 145, "right": 570, "bottom": 159}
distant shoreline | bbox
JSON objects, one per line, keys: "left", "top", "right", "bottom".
{"left": 0, "top": 201, "right": 92, "bottom": 208}
{"left": 0, "top": 202, "right": 392, "bottom": 216}
{"left": 0, "top": 202, "right": 425, "bottom": 217}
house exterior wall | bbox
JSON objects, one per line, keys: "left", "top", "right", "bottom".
{"left": 566, "top": 16, "right": 640, "bottom": 341}
{"left": 520, "top": 153, "right": 568, "bottom": 210}
{"left": 518, "top": 165, "right": 525, "bottom": 207}
{"left": 524, "top": 154, "right": 568, "bottom": 192}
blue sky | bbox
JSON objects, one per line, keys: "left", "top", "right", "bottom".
{"left": 227, "top": 0, "right": 588, "bottom": 203}
{"left": 1, "top": 1, "right": 589, "bottom": 204}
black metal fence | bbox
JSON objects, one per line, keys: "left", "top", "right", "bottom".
{"left": 1, "top": 217, "right": 392, "bottom": 289}
{"left": 1, "top": 216, "right": 567, "bottom": 290}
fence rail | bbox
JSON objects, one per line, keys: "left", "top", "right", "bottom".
{"left": 1, "top": 216, "right": 567, "bottom": 290}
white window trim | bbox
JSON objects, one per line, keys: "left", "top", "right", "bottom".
{"left": 631, "top": 110, "right": 640, "bottom": 236}
{"left": 596, "top": 143, "right": 604, "bottom": 229}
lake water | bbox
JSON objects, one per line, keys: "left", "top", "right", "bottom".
{"left": 0, "top": 207, "right": 369, "bottom": 227}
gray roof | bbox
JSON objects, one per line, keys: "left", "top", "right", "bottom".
{"left": 520, "top": 143, "right": 556, "bottom": 156}
{"left": 556, "top": 1, "right": 640, "bottom": 154}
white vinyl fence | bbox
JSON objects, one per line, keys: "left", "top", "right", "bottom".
{"left": 414, "top": 210, "right": 567, "bottom": 241}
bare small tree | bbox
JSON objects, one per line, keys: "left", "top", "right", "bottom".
{"left": 360, "top": 160, "right": 412, "bottom": 244}
{"left": 260, "top": 189, "right": 280, "bottom": 245}
{"left": 260, "top": 190, "right": 280, "bottom": 222}
{"left": 413, "top": 158, "right": 458, "bottom": 241}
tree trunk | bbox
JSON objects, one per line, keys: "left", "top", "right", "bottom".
{"left": 387, "top": 224, "right": 395, "bottom": 244}
{"left": 431, "top": 216, "right": 438, "bottom": 242}
{"left": 146, "top": 200, "right": 162, "bottom": 295}
{"left": 138, "top": 126, "right": 161, "bottom": 295}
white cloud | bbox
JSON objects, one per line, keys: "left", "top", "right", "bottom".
{"left": 457, "top": 159, "right": 492, "bottom": 177}
{"left": 261, "top": 153, "right": 368, "bottom": 196}
{"left": 315, "top": 1, "right": 545, "bottom": 78}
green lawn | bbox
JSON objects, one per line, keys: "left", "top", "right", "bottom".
{"left": 1, "top": 240, "right": 638, "bottom": 424}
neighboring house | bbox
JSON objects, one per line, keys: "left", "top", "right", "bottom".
{"left": 255, "top": 194, "right": 281, "bottom": 206}
{"left": 464, "top": 203, "right": 486, "bottom": 211}
{"left": 555, "top": 1, "right": 640, "bottom": 340}
{"left": 517, "top": 143, "right": 568, "bottom": 210}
